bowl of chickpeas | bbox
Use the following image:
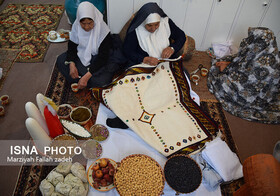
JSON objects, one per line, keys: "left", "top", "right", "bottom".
{"left": 114, "top": 154, "right": 165, "bottom": 195}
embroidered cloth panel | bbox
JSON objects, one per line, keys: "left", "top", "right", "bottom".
{"left": 93, "top": 61, "right": 218, "bottom": 157}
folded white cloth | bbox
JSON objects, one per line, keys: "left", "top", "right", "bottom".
{"left": 191, "top": 152, "right": 223, "bottom": 190}
{"left": 202, "top": 137, "right": 243, "bottom": 182}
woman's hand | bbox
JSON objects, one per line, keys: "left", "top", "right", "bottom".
{"left": 161, "top": 47, "right": 174, "bottom": 59}
{"left": 143, "top": 57, "right": 159, "bottom": 66}
{"left": 216, "top": 61, "right": 231, "bottom": 72}
{"left": 78, "top": 72, "right": 92, "bottom": 89}
{"left": 69, "top": 62, "right": 79, "bottom": 79}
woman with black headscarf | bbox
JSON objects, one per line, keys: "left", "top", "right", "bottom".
{"left": 123, "top": 2, "right": 186, "bottom": 66}
{"left": 106, "top": 3, "right": 186, "bottom": 128}
{"left": 106, "top": 3, "right": 188, "bottom": 129}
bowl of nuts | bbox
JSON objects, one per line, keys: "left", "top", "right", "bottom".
{"left": 57, "top": 104, "right": 72, "bottom": 119}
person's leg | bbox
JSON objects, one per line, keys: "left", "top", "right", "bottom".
{"left": 74, "top": 58, "right": 90, "bottom": 76}
{"left": 106, "top": 117, "right": 128, "bottom": 129}
{"left": 56, "top": 52, "right": 79, "bottom": 83}
{"left": 86, "top": 55, "right": 115, "bottom": 88}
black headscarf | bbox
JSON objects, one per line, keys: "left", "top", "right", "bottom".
{"left": 127, "top": 3, "right": 167, "bottom": 34}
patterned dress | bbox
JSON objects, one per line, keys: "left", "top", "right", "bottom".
{"left": 207, "top": 27, "right": 280, "bottom": 124}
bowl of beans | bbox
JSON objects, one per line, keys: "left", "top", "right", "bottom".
{"left": 57, "top": 104, "right": 72, "bottom": 119}
{"left": 164, "top": 154, "right": 202, "bottom": 194}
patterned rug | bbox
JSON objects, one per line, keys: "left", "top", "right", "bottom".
{"left": 13, "top": 66, "right": 244, "bottom": 196}
{"left": 183, "top": 50, "right": 218, "bottom": 102}
{"left": 0, "top": 48, "right": 21, "bottom": 91}
{"left": 0, "top": 4, "right": 64, "bottom": 62}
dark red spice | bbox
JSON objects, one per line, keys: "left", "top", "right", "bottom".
{"left": 57, "top": 105, "right": 71, "bottom": 116}
{"left": 1, "top": 96, "right": 8, "bottom": 101}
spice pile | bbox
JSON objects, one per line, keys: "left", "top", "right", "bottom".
{"left": 71, "top": 107, "right": 90, "bottom": 122}
{"left": 90, "top": 124, "right": 109, "bottom": 141}
{"left": 57, "top": 105, "right": 72, "bottom": 117}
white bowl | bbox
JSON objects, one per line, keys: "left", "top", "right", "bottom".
{"left": 70, "top": 106, "right": 92, "bottom": 125}
{"left": 57, "top": 104, "right": 72, "bottom": 119}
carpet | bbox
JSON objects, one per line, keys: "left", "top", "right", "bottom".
{"left": 0, "top": 48, "right": 21, "bottom": 91}
{"left": 0, "top": 4, "right": 64, "bottom": 62}
{"left": 184, "top": 50, "right": 218, "bottom": 102}
{"left": 13, "top": 66, "right": 244, "bottom": 196}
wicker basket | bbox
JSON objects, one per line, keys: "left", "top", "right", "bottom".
{"left": 164, "top": 154, "right": 202, "bottom": 194}
{"left": 114, "top": 154, "right": 165, "bottom": 195}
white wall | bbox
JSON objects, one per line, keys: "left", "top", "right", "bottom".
{"left": 107, "top": 0, "right": 280, "bottom": 50}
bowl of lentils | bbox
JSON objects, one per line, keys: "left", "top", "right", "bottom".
{"left": 57, "top": 104, "right": 72, "bottom": 119}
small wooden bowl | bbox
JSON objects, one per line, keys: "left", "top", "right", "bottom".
{"left": 57, "top": 104, "right": 72, "bottom": 119}
{"left": 0, "top": 95, "right": 9, "bottom": 105}
{"left": 70, "top": 106, "right": 92, "bottom": 125}
{"left": 0, "top": 106, "right": 5, "bottom": 116}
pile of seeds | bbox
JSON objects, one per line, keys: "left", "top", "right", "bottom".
{"left": 164, "top": 155, "right": 202, "bottom": 193}
{"left": 114, "top": 154, "right": 164, "bottom": 195}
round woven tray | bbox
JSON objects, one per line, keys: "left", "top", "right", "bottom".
{"left": 164, "top": 154, "right": 202, "bottom": 194}
{"left": 114, "top": 154, "right": 165, "bottom": 195}
{"left": 48, "top": 133, "right": 78, "bottom": 159}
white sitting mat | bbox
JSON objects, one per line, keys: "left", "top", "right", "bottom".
{"left": 86, "top": 103, "right": 221, "bottom": 196}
